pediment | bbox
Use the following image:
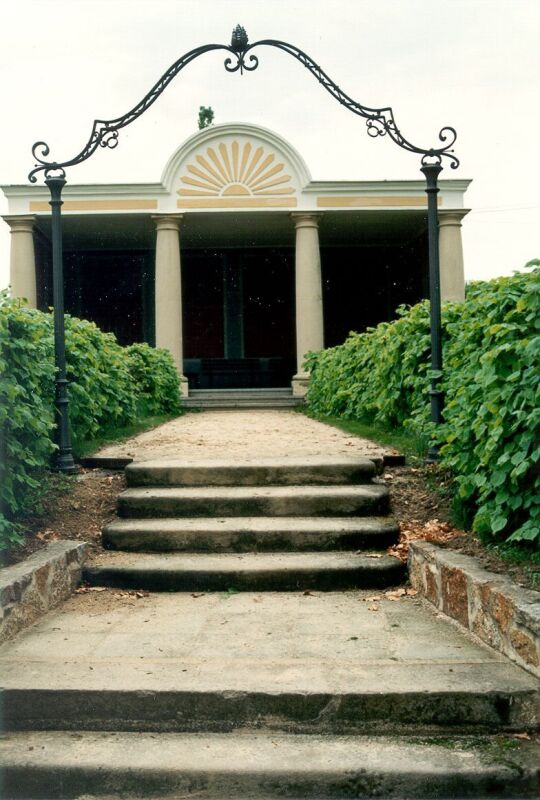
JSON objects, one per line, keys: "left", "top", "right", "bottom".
{"left": 161, "top": 123, "right": 311, "bottom": 209}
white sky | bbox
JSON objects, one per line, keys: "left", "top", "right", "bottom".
{"left": 1, "top": 0, "right": 539, "bottom": 288}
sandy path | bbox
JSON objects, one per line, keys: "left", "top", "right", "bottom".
{"left": 96, "top": 410, "right": 386, "bottom": 462}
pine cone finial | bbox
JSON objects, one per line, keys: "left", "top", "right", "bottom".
{"left": 231, "top": 25, "right": 248, "bottom": 52}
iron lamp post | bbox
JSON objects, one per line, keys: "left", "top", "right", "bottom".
{"left": 29, "top": 25, "right": 458, "bottom": 470}
{"left": 45, "top": 176, "right": 77, "bottom": 473}
{"left": 421, "top": 162, "right": 444, "bottom": 463}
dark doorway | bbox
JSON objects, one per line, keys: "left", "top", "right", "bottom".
{"left": 182, "top": 247, "right": 295, "bottom": 388}
{"left": 321, "top": 239, "right": 428, "bottom": 348}
{"left": 37, "top": 248, "right": 154, "bottom": 347}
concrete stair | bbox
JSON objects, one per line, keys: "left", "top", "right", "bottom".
{"left": 102, "top": 516, "right": 400, "bottom": 552}
{"left": 124, "top": 455, "right": 382, "bottom": 487}
{"left": 2, "top": 639, "right": 539, "bottom": 798}
{"left": 3, "top": 454, "right": 539, "bottom": 798}
{"left": 183, "top": 388, "right": 303, "bottom": 409}
{"left": 2, "top": 731, "right": 539, "bottom": 799}
{"left": 3, "top": 657, "right": 538, "bottom": 734}
{"left": 116, "top": 484, "right": 391, "bottom": 520}
{"left": 85, "top": 455, "right": 400, "bottom": 592}
{"left": 84, "top": 550, "right": 406, "bottom": 591}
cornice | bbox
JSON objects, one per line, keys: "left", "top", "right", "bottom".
{"left": 304, "top": 179, "right": 472, "bottom": 194}
{"left": 1, "top": 183, "right": 167, "bottom": 198}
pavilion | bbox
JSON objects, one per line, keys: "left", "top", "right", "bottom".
{"left": 2, "top": 122, "right": 470, "bottom": 397}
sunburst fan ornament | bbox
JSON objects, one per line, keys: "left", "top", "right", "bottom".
{"left": 178, "top": 141, "right": 295, "bottom": 197}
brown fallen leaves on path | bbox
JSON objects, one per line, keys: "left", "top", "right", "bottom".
{"left": 361, "top": 587, "right": 419, "bottom": 611}
{"left": 388, "top": 519, "right": 461, "bottom": 562}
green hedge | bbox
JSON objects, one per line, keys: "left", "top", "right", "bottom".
{"left": 125, "top": 343, "right": 183, "bottom": 417}
{"left": 305, "top": 263, "right": 540, "bottom": 546}
{"left": 0, "top": 293, "right": 182, "bottom": 548}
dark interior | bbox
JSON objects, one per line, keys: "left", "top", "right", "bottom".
{"left": 36, "top": 228, "right": 428, "bottom": 389}
{"left": 181, "top": 247, "right": 295, "bottom": 388}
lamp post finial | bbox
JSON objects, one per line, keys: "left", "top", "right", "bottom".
{"left": 231, "top": 24, "right": 248, "bottom": 52}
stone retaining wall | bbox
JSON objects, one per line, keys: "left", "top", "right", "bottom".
{"left": 409, "top": 541, "right": 540, "bottom": 678}
{"left": 0, "top": 541, "right": 87, "bottom": 643}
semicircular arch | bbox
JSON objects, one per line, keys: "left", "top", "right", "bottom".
{"left": 161, "top": 122, "right": 312, "bottom": 203}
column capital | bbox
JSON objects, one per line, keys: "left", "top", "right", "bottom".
{"left": 438, "top": 209, "right": 470, "bottom": 228}
{"left": 2, "top": 214, "right": 37, "bottom": 233}
{"left": 152, "top": 214, "right": 184, "bottom": 232}
{"left": 291, "top": 212, "right": 323, "bottom": 229}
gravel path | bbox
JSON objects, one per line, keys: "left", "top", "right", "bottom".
{"left": 96, "top": 410, "right": 386, "bottom": 462}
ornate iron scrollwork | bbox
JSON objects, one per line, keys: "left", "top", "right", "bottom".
{"left": 28, "top": 24, "right": 457, "bottom": 469}
{"left": 238, "top": 37, "right": 458, "bottom": 168}
{"left": 29, "top": 25, "right": 458, "bottom": 182}
{"left": 225, "top": 25, "right": 259, "bottom": 74}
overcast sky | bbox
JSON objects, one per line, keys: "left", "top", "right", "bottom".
{"left": 1, "top": 0, "right": 538, "bottom": 289}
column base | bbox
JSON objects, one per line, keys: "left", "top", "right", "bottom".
{"left": 179, "top": 376, "right": 189, "bottom": 399}
{"left": 291, "top": 373, "right": 310, "bottom": 398}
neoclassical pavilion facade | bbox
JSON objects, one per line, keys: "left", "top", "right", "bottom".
{"left": 2, "top": 123, "right": 470, "bottom": 396}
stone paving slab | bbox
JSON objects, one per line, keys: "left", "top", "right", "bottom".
{"left": 1, "top": 590, "right": 536, "bottom": 686}
{"left": 2, "top": 591, "right": 538, "bottom": 733}
{"left": 95, "top": 410, "right": 386, "bottom": 462}
{"left": 2, "top": 730, "right": 540, "bottom": 799}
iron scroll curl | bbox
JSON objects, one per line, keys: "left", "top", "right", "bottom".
{"left": 238, "top": 37, "right": 458, "bottom": 169}
{"left": 28, "top": 25, "right": 458, "bottom": 182}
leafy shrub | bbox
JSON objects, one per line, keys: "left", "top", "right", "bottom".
{"left": 65, "top": 316, "right": 139, "bottom": 450}
{"left": 306, "top": 300, "right": 433, "bottom": 432}
{"left": 0, "top": 293, "right": 182, "bottom": 548}
{"left": 0, "top": 300, "right": 55, "bottom": 548}
{"left": 126, "top": 343, "right": 182, "bottom": 416}
{"left": 441, "top": 264, "right": 539, "bottom": 544}
{"left": 306, "top": 263, "right": 540, "bottom": 546}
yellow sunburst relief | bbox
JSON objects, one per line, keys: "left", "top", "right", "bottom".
{"left": 178, "top": 140, "right": 295, "bottom": 199}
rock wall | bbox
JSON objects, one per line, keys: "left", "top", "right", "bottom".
{"left": 0, "top": 541, "right": 87, "bottom": 643}
{"left": 409, "top": 541, "right": 540, "bottom": 678}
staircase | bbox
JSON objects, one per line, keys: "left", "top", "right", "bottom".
{"left": 182, "top": 387, "right": 303, "bottom": 409}
{"left": 1, "top": 455, "right": 539, "bottom": 798}
{"left": 88, "top": 456, "right": 404, "bottom": 592}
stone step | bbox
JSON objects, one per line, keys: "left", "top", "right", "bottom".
{"left": 117, "top": 484, "right": 390, "bottom": 519}
{"left": 3, "top": 659, "right": 538, "bottom": 734}
{"left": 83, "top": 551, "right": 405, "bottom": 591}
{"left": 183, "top": 398, "right": 303, "bottom": 409}
{"left": 2, "top": 731, "right": 539, "bottom": 799}
{"left": 183, "top": 389, "right": 304, "bottom": 409}
{"left": 189, "top": 388, "right": 294, "bottom": 397}
{"left": 102, "top": 516, "right": 399, "bottom": 553}
{"left": 125, "top": 456, "right": 379, "bottom": 488}
{"left": 2, "top": 591, "right": 538, "bottom": 736}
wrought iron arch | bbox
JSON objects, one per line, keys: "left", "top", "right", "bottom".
{"left": 29, "top": 25, "right": 458, "bottom": 470}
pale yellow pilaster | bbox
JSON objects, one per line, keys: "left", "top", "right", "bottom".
{"left": 439, "top": 210, "right": 468, "bottom": 302}
{"left": 291, "top": 212, "right": 324, "bottom": 397}
{"left": 153, "top": 214, "right": 189, "bottom": 397}
{"left": 3, "top": 215, "right": 37, "bottom": 307}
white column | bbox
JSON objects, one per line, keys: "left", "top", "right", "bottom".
{"left": 153, "top": 214, "right": 188, "bottom": 397}
{"left": 291, "top": 212, "right": 324, "bottom": 397}
{"left": 4, "top": 215, "right": 37, "bottom": 307}
{"left": 439, "top": 210, "right": 468, "bottom": 302}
